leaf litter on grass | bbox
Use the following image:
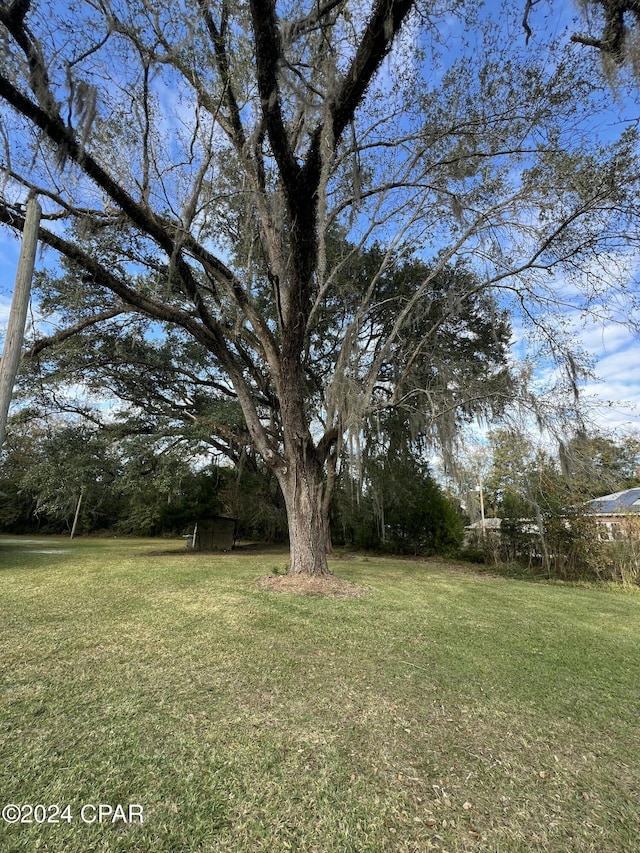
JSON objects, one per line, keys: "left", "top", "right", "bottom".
{"left": 254, "top": 573, "right": 371, "bottom": 598}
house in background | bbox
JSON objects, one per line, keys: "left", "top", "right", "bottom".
{"left": 587, "top": 488, "right": 640, "bottom": 540}
{"left": 462, "top": 517, "right": 503, "bottom": 549}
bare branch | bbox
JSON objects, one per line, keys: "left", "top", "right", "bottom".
{"left": 27, "top": 308, "right": 127, "bottom": 357}
{"left": 304, "top": 0, "right": 416, "bottom": 189}
{"left": 249, "top": 0, "right": 300, "bottom": 198}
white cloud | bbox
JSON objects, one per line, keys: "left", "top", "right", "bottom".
{"left": 574, "top": 319, "right": 640, "bottom": 431}
{"left": 578, "top": 353, "right": 637, "bottom": 431}
{"left": 578, "top": 323, "right": 633, "bottom": 355}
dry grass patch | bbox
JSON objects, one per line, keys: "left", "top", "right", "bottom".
{"left": 254, "top": 572, "right": 371, "bottom": 598}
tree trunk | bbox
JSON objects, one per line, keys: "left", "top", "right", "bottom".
{"left": 278, "top": 451, "right": 331, "bottom": 576}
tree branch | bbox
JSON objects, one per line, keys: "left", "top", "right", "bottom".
{"left": 303, "top": 0, "right": 416, "bottom": 190}
{"left": 284, "top": 0, "right": 346, "bottom": 43}
{"left": 27, "top": 308, "right": 127, "bottom": 357}
{"left": 570, "top": 33, "right": 604, "bottom": 50}
{"left": 249, "top": 0, "right": 300, "bottom": 200}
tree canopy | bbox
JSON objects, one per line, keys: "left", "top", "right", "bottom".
{"left": 1, "top": 0, "right": 639, "bottom": 573}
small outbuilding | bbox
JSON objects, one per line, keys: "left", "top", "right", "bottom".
{"left": 186, "top": 516, "right": 237, "bottom": 551}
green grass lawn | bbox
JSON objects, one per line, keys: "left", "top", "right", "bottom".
{"left": 1, "top": 536, "right": 639, "bottom": 852}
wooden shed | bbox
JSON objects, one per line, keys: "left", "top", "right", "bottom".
{"left": 187, "top": 516, "right": 237, "bottom": 551}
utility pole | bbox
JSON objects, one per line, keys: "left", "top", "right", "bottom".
{"left": 70, "top": 487, "right": 84, "bottom": 540}
{"left": 0, "top": 195, "right": 41, "bottom": 448}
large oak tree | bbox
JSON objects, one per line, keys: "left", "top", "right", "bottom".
{"left": 0, "top": 0, "right": 639, "bottom": 574}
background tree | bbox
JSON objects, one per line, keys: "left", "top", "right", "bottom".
{"left": 112, "top": 436, "right": 229, "bottom": 536}
{"left": 330, "top": 402, "right": 465, "bottom": 554}
{"left": 1, "top": 0, "right": 639, "bottom": 574}
{"left": 0, "top": 414, "right": 272, "bottom": 537}
{"left": 480, "top": 426, "right": 640, "bottom": 576}
{"left": 0, "top": 416, "right": 120, "bottom": 534}
{"left": 559, "top": 430, "right": 640, "bottom": 494}
{"left": 0, "top": 414, "right": 45, "bottom": 531}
